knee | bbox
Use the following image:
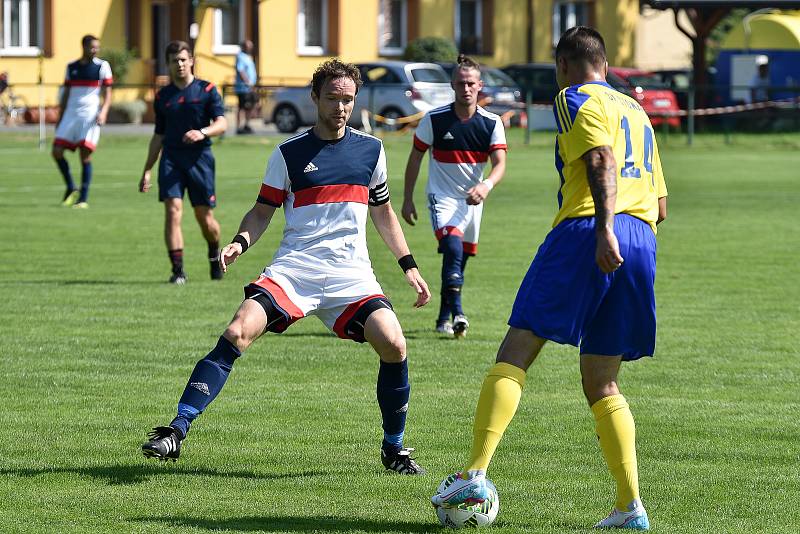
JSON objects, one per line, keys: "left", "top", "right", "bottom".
{"left": 379, "top": 332, "right": 406, "bottom": 363}
{"left": 51, "top": 148, "right": 63, "bottom": 160}
{"left": 581, "top": 375, "right": 619, "bottom": 405}
{"left": 223, "top": 322, "right": 254, "bottom": 352}
{"left": 166, "top": 204, "right": 182, "bottom": 221}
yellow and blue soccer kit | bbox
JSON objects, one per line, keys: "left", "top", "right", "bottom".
{"left": 509, "top": 81, "right": 667, "bottom": 360}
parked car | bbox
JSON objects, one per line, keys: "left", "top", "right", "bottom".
{"left": 500, "top": 63, "right": 560, "bottom": 104}
{"left": 607, "top": 67, "right": 681, "bottom": 127}
{"left": 651, "top": 67, "right": 721, "bottom": 110}
{"left": 437, "top": 63, "right": 523, "bottom": 115}
{"left": 264, "top": 61, "right": 454, "bottom": 133}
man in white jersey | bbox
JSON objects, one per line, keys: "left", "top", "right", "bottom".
{"left": 53, "top": 34, "right": 112, "bottom": 209}
{"left": 402, "top": 55, "right": 507, "bottom": 338}
{"left": 141, "top": 59, "right": 432, "bottom": 475}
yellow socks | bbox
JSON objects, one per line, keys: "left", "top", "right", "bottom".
{"left": 465, "top": 362, "right": 526, "bottom": 474}
{"left": 591, "top": 394, "right": 640, "bottom": 510}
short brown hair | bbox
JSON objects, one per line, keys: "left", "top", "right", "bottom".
{"left": 311, "top": 58, "right": 362, "bottom": 96}
{"left": 81, "top": 34, "right": 98, "bottom": 47}
{"left": 165, "top": 40, "right": 192, "bottom": 61}
{"left": 454, "top": 53, "right": 481, "bottom": 77}
{"left": 555, "top": 26, "right": 606, "bottom": 69}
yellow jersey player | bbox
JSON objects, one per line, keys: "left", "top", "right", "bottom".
{"left": 431, "top": 26, "right": 668, "bottom": 530}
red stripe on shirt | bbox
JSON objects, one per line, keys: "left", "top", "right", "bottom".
{"left": 333, "top": 294, "right": 387, "bottom": 340}
{"left": 489, "top": 143, "right": 507, "bottom": 152}
{"left": 293, "top": 184, "right": 368, "bottom": 208}
{"left": 434, "top": 226, "right": 464, "bottom": 240}
{"left": 432, "top": 149, "right": 489, "bottom": 164}
{"left": 413, "top": 135, "right": 430, "bottom": 152}
{"left": 205, "top": 83, "right": 216, "bottom": 92}
{"left": 257, "top": 184, "right": 287, "bottom": 206}
{"left": 65, "top": 80, "right": 102, "bottom": 87}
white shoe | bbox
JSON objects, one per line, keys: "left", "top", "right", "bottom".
{"left": 431, "top": 472, "right": 489, "bottom": 507}
{"left": 452, "top": 314, "right": 469, "bottom": 338}
{"left": 435, "top": 321, "right": 454, "bottom": 335}
{"left": 594, "top": 499, "right": 650, "bottom": 530}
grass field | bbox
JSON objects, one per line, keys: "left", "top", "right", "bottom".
{"left": 0, "top": 128, "right": 798, "bottom": 533}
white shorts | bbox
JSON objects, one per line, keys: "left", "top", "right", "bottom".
{"left": 54, "top": 115, "right": 100, "bottom": 151}
{"left": 427, "top": 193, "right": 483, "bottom": 255}
{"left": 245, "top": 261, "right": 389, "bottom": 341}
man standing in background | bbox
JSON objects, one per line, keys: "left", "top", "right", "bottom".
{"left": 235, "top": 40, "right": 257, "bottom": 134}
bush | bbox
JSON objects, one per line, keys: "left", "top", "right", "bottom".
{"left": 102, "top": 48, "right": 137, "bottom": 84}
{"left": 403, "top": 36, "right": 458, "bottom": 63}
{"left": 107, "top": 99, "right": 147, "bottom": 124}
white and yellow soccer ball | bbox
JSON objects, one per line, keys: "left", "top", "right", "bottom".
{"left": 435, "top": 473, "right": 500, "bottom": 528}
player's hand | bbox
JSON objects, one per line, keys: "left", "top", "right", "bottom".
{"left": 595, "top": 228, "right": 624, "bottom": 274}
{"left": 139, "top": 170, "right": 151, "bottom": 193}
{"left": 404, "top": 268, "right": 431, "bottom": 308}
{"left": 183, "top": 129, "right": 205, "bottom": 144}
{"left": 466, "top": 182, "right": 491, "bottom": 205}
{"left": 401, "top": 199, "right": 417, "bottom": 225}
{"left": 220, "top": 243, "right": 243, "bottom": 273}
{"left": 96, "top": 110, "right": 108, "bottom": 126}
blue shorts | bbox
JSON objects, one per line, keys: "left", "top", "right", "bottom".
{"left": 158, "top": 148, "right": 217, "bottom": 207}
{"left": 508, "top": 214, "right": 657, "bottom": 361}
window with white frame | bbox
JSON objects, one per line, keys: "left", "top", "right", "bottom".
{"left": 552, "top": 1, "right": 591, "bottom": 47}
{"left": 1, "top": 0, "right": 42, "bottom": 56}
{"left": 297, "top": 0, "right": 327, "bottom": 56}
{"left": 213, "top": 2, "right": 244, "bottom": 55}
{"left": 455, "top": 0, "right": 481, "bottom": 55}
{"left": 379, "top": 0, "right": 406, "bottom": 56}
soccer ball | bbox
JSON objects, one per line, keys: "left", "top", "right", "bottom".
{"left": 435, "top": 473, "right": 499, "bottom": 528}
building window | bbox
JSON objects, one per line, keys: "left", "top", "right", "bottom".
{"left": 379, "top": 0, "right": 406, "bottom": 56}
{"left": 213, "top": 2, "right": 244, "bottom": 55}
{"left": 455, "top": 0, "right": 481, "bottom": 55}
{"left": 297, "top": 0, "right": 327, "bottom": 56}
{"left": 552, "top": 1, "right": 591, "bottom": 47}
{"left": 1, "top": 0, "right": 42, "bottom": 56}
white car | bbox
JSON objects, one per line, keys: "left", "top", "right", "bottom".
{"left": 264, "top": 61, "right": 454, "bottom": 133}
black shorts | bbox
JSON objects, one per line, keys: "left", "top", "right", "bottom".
{"left": 237, "top": 92, "right": 257, "bottom": 110}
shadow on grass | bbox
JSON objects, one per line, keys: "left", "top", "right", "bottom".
{"left": 0, "top": 463, "right": 328, "bottom": 486}
{"left": 132, "top": 515, "right": 438, "bottom": 533}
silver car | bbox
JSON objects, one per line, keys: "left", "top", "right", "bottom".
{"left": 265, "top": 61, "right": 454, "bottom": 133}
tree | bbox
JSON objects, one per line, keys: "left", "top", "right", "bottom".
{"left": 403, "top": 37, "right": 458, "bottom": 63}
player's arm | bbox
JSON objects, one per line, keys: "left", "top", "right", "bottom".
{"left": 97, "top": 85, "right": 112, "bottom": 126}
{"left": 369, "top": 201, "right": 431, "bottom": 308}
{"left": 220, "top": 202, "right": 276, "bottom": 272}
{"left": 56, "top": 87, "right": 70, "bottom": 127}
{"left": 657, "top": 196, "right": 667, "bottom": 225}
{"left": 582, "top": 145, "right": 623, "bottom": 274}
{"left": 467, "top": 148, "right": 506, "bottom": 205}
{"left": 401, "top": 147, "right": 425, "bottom": 225}
{"left": 139, "top": 134, "right": 163, "bottom": 193}
{"left": 183, "top": 115, "right": 227, "bottom": 144}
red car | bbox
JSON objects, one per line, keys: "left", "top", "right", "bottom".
{"left": 607, "top": 67, "right": 681, "bottom": 127}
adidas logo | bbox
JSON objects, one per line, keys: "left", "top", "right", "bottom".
{"left": 303, "top": 162, "right": 318, "bottom": 173}
{"left": 190, "top": 382, "right": 210, "bottom": 396}
{"left": 395, "top": 403, "right": 409, "bottom": 414}
{"left": 443, "top": 132, "right": 454, "bottom": 140}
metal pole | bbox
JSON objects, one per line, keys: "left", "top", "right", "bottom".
{"left": 38, "top": 54, "right": 45, "bottom": 151}
{"left": 525, "top": 89, "right": 531, "bottom": 145}
{"left": 687, "top": 87, "right": 695, "bottom": 147}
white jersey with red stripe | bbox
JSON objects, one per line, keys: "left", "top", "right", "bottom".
{"left": 256, "top": 127, "right": 389, "bottom": 271}
{"left": 63, "top": 57, "right": 113, "bottom": 119}
{"left": 413, "top": 104, "right": 507, "bottom": 198}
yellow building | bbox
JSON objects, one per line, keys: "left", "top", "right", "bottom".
{"left": 1, "top": 0, "right": 642, "bottom": 109}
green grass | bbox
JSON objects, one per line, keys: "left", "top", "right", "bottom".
{"left": 0, "top": 129, "right": 798, "bottom": 533}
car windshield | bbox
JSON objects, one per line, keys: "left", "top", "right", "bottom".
{"left": 482, "top": 69, "right": 517, "bottom": 87}
{"left": 625, "top": 74, "right": 668, "bottom": 89}
{"left": 410, "top": 67, "right": 449, "bottom": 83}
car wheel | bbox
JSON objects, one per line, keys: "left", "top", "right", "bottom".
{"left": 273, "top": 105, "right": 300, "bottom": 133}
{"left": 379, "top": 107, "right": 404, "bottom": 131}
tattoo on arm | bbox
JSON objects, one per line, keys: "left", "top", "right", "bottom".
{"left": 583, "top": 146, "right": 617, "bottom": 232}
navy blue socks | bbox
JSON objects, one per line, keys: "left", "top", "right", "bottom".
{"left": 170, "top": 336, "right": 241, "bottom": 438}
{"left": 439, "top": 235, "right": 465, "bottom": 319}
{"left": 56, "top": 158, "right": 75, "bottom": 192}
{"left": 78, "top": 161, "right": 92, "bottom": 203}
{"left": 377, "top": 359, "right": 410, "bottom": 453}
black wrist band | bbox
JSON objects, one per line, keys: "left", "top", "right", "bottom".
{"left": 231, "top": 234, "right": 249, "bottom": 254}
{"left": 398, "top": 254, "right": 417, "bottom": 272}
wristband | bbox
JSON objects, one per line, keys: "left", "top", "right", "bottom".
{"left": 231, "top": 234, "right": 249, "bottom": 254}
{"left": 398, "top": 254, "right": 418, "bottom": 272}
{"left": 482, "top": 180, "right": 494, "bottom": 191}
